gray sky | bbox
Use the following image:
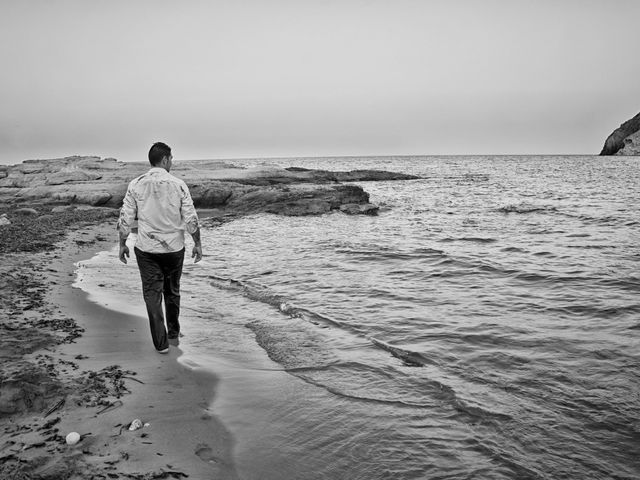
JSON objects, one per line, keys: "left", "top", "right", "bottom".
{"left": 1, "top": 0, "right": 639, "bottom": 163}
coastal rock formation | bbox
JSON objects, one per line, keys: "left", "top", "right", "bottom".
{"left": 600, "top": 111, "right": 640, "bottom": 155}
{"left": 0, "top": 156, "right": 418, "bottom": 216}
{"left": 617, "top": 130, "right": 640, "bottom": 155}
{"left": 225, "top": 184, "right": 371, "bottom": 216}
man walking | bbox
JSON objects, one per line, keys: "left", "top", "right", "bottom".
{"left": 117, "top": 142, "right": 202, "bottom": 353}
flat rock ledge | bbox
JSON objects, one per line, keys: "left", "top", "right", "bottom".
{"left": 0, "top": 157, "right": 418, "bottom": 217}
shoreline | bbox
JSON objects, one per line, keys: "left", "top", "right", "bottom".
{"left": 1, "top": 219, "right": 238, "bottom": 479}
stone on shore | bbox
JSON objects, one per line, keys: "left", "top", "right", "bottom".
{"left": 14, "top": 207, "right": 39, "bottom": 216}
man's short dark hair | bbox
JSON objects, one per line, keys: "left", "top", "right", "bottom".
{"left": 148, "top": 142, "right": 172, "bottom": 166}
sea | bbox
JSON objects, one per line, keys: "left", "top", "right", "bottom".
{"left": 75, "top": 155, "right": 640, "bottom": 480}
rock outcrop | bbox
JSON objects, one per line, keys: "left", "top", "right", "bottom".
{"left": 616, "top": 130, "right": 640, "bottom": 155}
{"left": 600, "top": 111, "right": 640, "bottom": 155}
{"left": 0, "top": 156, "right": 419, "bottom": 217}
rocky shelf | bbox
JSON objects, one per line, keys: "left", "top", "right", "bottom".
{"left": 0, "top": 156, "right": 420, "bottom": 218}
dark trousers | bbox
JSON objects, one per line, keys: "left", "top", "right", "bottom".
{"left": 134, "top": 247, "right": 185, "bottom": 351}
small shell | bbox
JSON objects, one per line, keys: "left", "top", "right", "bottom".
{"left": 128, "top": 419, "right": 143, "bottom": 431}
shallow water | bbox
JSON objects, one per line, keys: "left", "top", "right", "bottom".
{"left": 77, "top": 155, "right": 640, "bottom": 479}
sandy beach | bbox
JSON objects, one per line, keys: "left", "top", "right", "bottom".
{"left": 1, "top": 214, "right": 238, "bottom": 479}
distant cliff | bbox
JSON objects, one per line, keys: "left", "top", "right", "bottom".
{"left": 600, "top": 111, "right": 640, "bottom": 155}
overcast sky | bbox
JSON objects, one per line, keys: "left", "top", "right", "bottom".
{"left": 1, "top": 0, "right": 639, "bottom": 164}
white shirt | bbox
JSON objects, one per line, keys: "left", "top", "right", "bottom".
{"left": 118, "top": 167, "right": 199, "bottom": 253}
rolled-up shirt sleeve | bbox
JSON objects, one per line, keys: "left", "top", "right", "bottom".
{"left": 180, "top": 182, "right": 199, "bottom": 234}
{"left": 118, "top": 182, "right": 138, "bottom": 236}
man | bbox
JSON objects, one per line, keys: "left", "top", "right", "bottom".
{"left": 117, "top": 142, "right": 202, "bottom": 353}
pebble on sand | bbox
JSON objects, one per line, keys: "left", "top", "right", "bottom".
{"left": 65, "top": 432, "right": 81, "bottom": 445}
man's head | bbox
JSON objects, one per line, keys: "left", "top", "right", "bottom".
{"left": 148, "top": 142, "right": 172, "bottom": 171}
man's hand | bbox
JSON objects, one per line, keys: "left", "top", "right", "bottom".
{"left": 192, "top": 244, "right": 202, "bottom": 263}
{"left": 119, "top": 245, "right": 130, "bottom": 264}
{"left": 190, "top": 227, "right": 202, "bottom": 263}
{"left": 118, "top": 228, "right": 131, "bottom": 264}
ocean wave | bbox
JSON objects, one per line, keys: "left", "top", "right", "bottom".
{"left": 335, "top": 246, "right": 447, "bottom": 262}
{"left": 444, "top": 173, "right": 490, "bottom": 183}
{"left": 212, "top": 275, "right": 527, "bottom": 421}
{"left": 555, "top": 210, "right": 636, "bottom": 227}
{"left": 501, "top": 246, "right": 528, "bottom": 253}
{"left": 437, "top": 237, "right": 498, "bottom": 244}
{"left": 424, "top": 257, "right": 520, "bottom": 280}
{"left": 246, "top": 317, "right": 342, "bottom": 370}
{"left": 207, "top": 274, "right": 493, "bottom": 377}
{"left": 370, "top": 337, "right": 431, "bottom": 367}
{"left": 289, "top": 360, "right": 515, "bottom": 426}
{"left": 283, "top": 360, "right": 460, "bottom": 409}
{"left": 543, "top": 303, "right": 640, "bottom": 320}
{"left": 507, "top": 271, "right": 601, "bottom": 286}
{"left": 497, "top": 202, "right": 557, "bottom": 214}
{"left": 209, "top": 274, "right": 435, "bottom": 362}
{"left": 596, "top": 277, "right": 640, "bottom": 293}
{"left": 532, "top": 251, "right": 555, "bottom": 257}
{"left": 452, "top": 398, "right": 514, "bottom": 423}
{"left": 291, "top": 373, "right": 450, "bottom": 409}
{"left": 471, "top": 441, "right": 542, "bottom": 479}
{"left": 207, "top": 274, "right": 368, "bottom": 336}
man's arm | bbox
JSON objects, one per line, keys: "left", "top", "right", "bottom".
{"left": 191, "top": 227, "right": 202, "bottom": 263}
{"left": 118, "top": 182, "right": 137, "bottom": 264}
{"left": 118, "top": 229, "right": 130, "bottom": 264}
{"left": 180, "top": 182, "right": 202, "bottom": 263}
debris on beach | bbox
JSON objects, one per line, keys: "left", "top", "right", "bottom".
{"left": 128, "top": 418, "right": 143, "bottom": 431}
{"left": 44, "top": 398, "right": 65, "bottom": 417}
{"left": 72, "top": 365, "right": 136, "bottom": 407}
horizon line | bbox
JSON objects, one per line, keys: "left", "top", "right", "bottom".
{"left": 8, "top": 152, "right": 617, "bottom": 165}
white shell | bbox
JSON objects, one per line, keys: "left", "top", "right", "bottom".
{"left": 65, "top": 432, "right": 81, "bottom": 445}
{"left": 129, "top": 418, "right": 143, "bottom": 431}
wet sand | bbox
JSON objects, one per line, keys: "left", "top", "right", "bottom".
{"left": 0, "top": 219, "right": 238, "bottom": 479}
